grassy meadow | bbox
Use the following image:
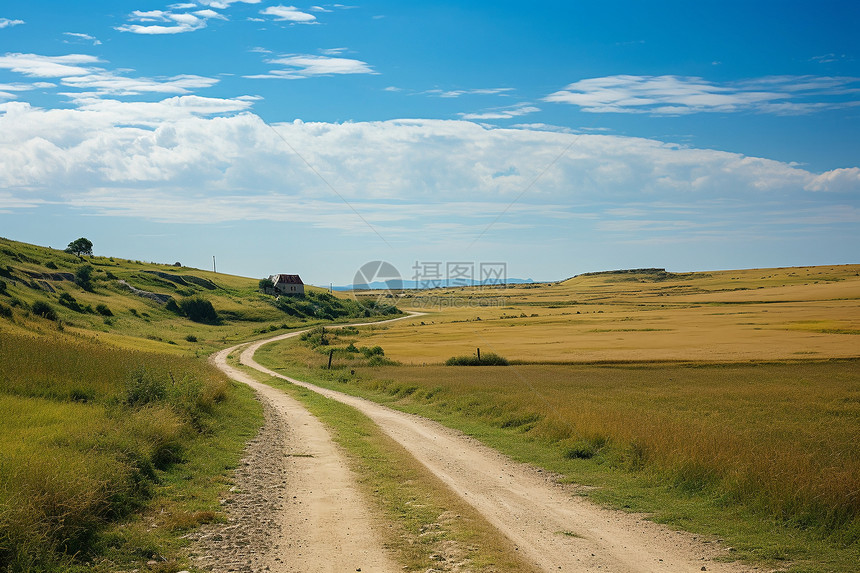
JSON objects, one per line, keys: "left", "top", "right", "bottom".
{"left": 355, "top": 265, "right": 860, "bottom": 363}
{"left": 256, "top": 267, "right": 860, "bottom": 572}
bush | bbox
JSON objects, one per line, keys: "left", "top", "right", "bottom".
{"left": 178, "top": 296, "right": 218, "bottom": 324}
{"left": 0, "top": 279, "right": 6, "bottom": 295}
{"left": 360, "top": 345, "right": 385, "bottom": 358}
{"left": 0, "top": 302, "right": 11, "bottom": 319}
{"left": 185, "top": 334, "right": 198, "bottom": 343}
{"left": 74, "top": 265, "right": 94, "bottom": 291}
{"left": 165, "top": 298, "right": 180, "bottom": 313}
{"left": 445, "top": 352, "right": 509, "bottom": 366}
{"left": 95, "top": 303, "right": 112, "bottom": 317}
{"left": 44, "top": 261, "right": 58, "bottom": 269}
{"left": 58, "top": 292, "right": 85, "bottom": 313}
{"left": 31, "top": 300, "right": 57, "bottom": 321}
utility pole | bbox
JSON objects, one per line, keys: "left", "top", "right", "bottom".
{"left": 213, "top": 256, "right": 216, "bottom": 273}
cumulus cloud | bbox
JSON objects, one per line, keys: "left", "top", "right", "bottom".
{"left": 1, "top": 107, "right": 856, "bottom": 236}
{"left": 247, "top": 54, "right": 375, "bottom": 79}
{"left": 116, "top": 5, "right": 237, "bottom": 34}
{"left": 545, "top": 75, "right": 860, "bottom": 115}
{"left": 260, "top": 5, "right": 316, "bottom": 22}
{"left": 805, "top": 167, "right": 860, "bottom": 193}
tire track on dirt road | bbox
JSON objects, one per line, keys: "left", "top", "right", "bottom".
{"left": 234, "top": 325, "right": 756, "bottom": 573}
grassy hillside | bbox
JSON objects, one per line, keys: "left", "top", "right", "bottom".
{"left": 0, "top": 236, "right": 399, "bottom": 572}
{"left": 0, "top": 236, "right": 399, "bottom": 354}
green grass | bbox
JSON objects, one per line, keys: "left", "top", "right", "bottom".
{"left": 0, "top": 236, "right": 401, "bottom": 355}
{"left": 0, "top": 331, "right": 263, "bottom": 572}
{"left": 227, "top": 355, "right": 536, "bottom": 572}
{"left": 255, "top": 335, "right": 860, "bottom": 572}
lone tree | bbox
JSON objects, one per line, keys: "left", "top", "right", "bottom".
{"left": 65, "top": 237, "right": 93, "bottom": 258}
{"left": 259, "top": 277, "right": 274, "bottom": 293}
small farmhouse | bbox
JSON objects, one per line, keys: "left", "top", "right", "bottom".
{"left": 270, "top": 274, "right": 305, "bottom": 296}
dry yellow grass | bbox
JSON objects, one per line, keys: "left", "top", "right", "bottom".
{"left": 354, "top": 265, "right": 860, "bottom": 363}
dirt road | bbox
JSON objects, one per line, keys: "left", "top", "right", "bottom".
{"left": 224, "top": 326, "right": 755, "bottom": 573}
{"left": 210, "top": 345, "right": 399, "bottom": 573}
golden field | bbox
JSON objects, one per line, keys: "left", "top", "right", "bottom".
{"left": 354, "top": 265, "right": 860, "bottom": 363}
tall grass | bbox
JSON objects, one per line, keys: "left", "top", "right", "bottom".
{"left": 0, "top": 331, "right": 229, "bottom": 571}
{"left": 369, "top": 361, "right": 860, "bottom": 541}
{"left": 257, "top": 336, "right": 860, "bottom": 545}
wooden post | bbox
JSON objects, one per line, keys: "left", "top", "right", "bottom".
{"left": 328, "top": 349, "right": 334, "bottom": 369}
{"left": 477, "top": 347, "right": 481, "bottom": 361}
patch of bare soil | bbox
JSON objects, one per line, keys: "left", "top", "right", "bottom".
{"left": 203, "top": 345, "right": 399, "bottom": 573}
{"left": 187, "top": 398, "right": 287, "bottom": 573}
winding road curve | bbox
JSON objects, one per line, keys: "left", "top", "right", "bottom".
{"left": 213, "top": 316, "right": 755, "bottom": 572}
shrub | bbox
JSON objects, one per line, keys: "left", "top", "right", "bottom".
{"left": 178, "top": 296, "right": 218, "bottom": 324}
{"left": 58, "top": 292, "right": 85, "bottom": 313}
{"left": 74, "top": 265, "right": 94, "bottom": 291}
{"left": 0, "top": 279, "right": 6, "bottom": 295}
{"left": 185, "top": 334, "right": 198, "bottom": 343}
{"left": 360, "top": 345, "right": 385, "bottom": 358}
{"left": 44, "top": 261, "right": 58, "bottom": 269}
{"left": 31, "top": 300, "right": 57, "bottom": 321}
{"left": 165, "top": 298, "right": 180, "bottom": 313}
{"left": 0, "top": 302, "right": 11, "bottom": 319}
{"left": 445, "top": 352, "right": 509, "bottom": 366}
{"left": 95, "top": 303, "right": 113, "bottom": 316}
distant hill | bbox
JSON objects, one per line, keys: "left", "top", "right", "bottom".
{"left": 328, "top": 277, "right": 537, "bottom": 291}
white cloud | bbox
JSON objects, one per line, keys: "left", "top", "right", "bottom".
{"left": 117, "top": 6, "right": 236, "bottom": 34}
{"left": 805, "top": 167, "right": 860, "bottom": 193}
{"left": 248, "top": 54, "right": 375, "bottom": 79}
{"left": 1, "top": 109, "right": 855, "bottom": 232}
{"left": 310, "top": 5, "right": 332, "bottom": 12}
{"left": 61, "top": 73, "right": 219, "bottom": 95}
{"left": 319, "top": 47, "right": 348, "bottom": 56}
{"left": 460, "top": 103, "right": 539, "bottom": 120}
{"left": 0, "top": 18, "right": 24, "bottom": 29}
{"left": 426, "top": 87, "right": 514, "bottom": 98}
{"left": 198, "top": 0, "right": 261, "bottom": 7}
{"left": 63, "top": 32, "right": 102, "bottom": 45}
{"left": 545, "top": 75, "right": 860, "bottom": 115}
{"left": 0, "top": 53, "right": 100, "bottom": 77}
{"left": 194, "top": 9, "right": 227, "bottom": 20}
{"left": 0, "top": 82, "right": 53, "bottom": 100}
{"left": 260, "top": 5, "right": 316, "bottom": 22}
{"left": 0, "top": 52, "right": 220, "bottom": 97}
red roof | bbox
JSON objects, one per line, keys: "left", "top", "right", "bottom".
{"left": 272, "top": 274, "right": 303, "bottom": 285}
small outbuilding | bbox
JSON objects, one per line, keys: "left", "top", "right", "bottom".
{"left": 270, "top": 274, "right": 304, "bottom": 296}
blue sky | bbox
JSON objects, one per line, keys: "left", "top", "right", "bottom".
{"left": 0, "top": 1, "right": 858, "bottom": 284}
